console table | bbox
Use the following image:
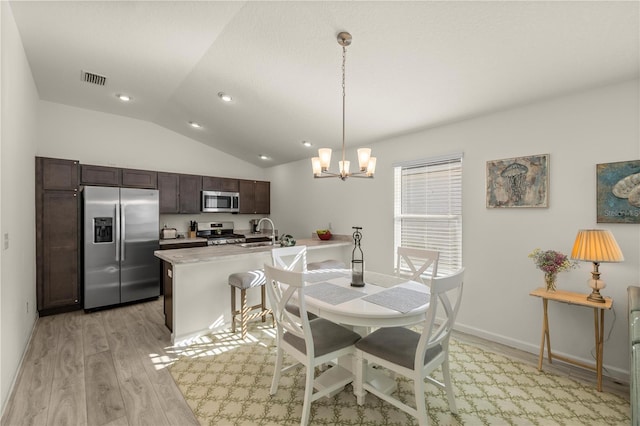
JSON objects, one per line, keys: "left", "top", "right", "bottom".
{"left": 529, "top": 287, "right": 613, "bottom": 392}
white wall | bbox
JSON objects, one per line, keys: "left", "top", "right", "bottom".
{"left": 37, "top": 101, "right": 267, "bottom": 180}
{"left": 267, "top": 79, "right": 640, "bottom": 380}
{"left": 1, "top": 2, "right": 40, "bottom": 411}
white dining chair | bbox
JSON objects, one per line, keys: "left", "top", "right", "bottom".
{"left": 271, "top": 245, "right": 308, "bottom": 272}
{"left": 354, "top": 267, "right": 465, "bottom": 426}
{"left": 264, "top": 264, "right": 361, "bottom": 426}
{"left": 396, "top": 247, "right": 439, "bottom": 285}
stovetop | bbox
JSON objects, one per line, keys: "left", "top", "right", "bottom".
{"left": 196, "top": 221, "right": 245, "bottom": 245}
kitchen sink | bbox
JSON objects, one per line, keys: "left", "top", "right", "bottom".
{"left": 238, "top": 241, "right": 278, "bottom": 248}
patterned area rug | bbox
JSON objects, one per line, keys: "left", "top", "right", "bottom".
{"left": 169, "top": 324, "right": 630, "bottom": 425}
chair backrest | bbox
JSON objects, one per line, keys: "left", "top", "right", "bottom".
{"left": 396, "top": 247, "right": 439, "bottom": 285}
{"left": 272, "top": 245, "right": 308, "bottom": 272}
{"left": 263, "top": 264, "right": 314, "bottom": 353}
{"left": 415, "top": 267, "right": 465, "bottom": 369}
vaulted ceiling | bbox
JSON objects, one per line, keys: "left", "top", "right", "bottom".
{"left": 9, "top": 1, "right": 639, "bottom": 167}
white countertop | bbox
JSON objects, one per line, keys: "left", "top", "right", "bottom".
{"left": 155, "top": 238, "right": 350, "bottom": 265}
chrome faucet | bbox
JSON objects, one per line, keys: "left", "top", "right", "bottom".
{"left": 257, "top": 217, "right": 276, "bottom": 245}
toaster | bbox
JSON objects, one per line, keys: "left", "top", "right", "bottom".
{"left": 161, "top": 227, "right": 178, "bottom": 239}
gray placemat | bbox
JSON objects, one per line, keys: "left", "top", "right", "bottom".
{"left": 362, "top": 287, "right": 430, "bottom": 313}
{"left": 304, "top": 282, "right": 366, "bottom": 305}
{"left": 303, "top": 271, "right": 350, "bottom": 283}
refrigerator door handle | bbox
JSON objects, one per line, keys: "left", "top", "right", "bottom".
{"left": 121, "top": 204, "right": 126, "bottom": 261}
{"left": 115, "top": 203, "right": 120, "bottom": 261}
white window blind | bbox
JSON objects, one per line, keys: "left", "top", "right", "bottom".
{"left": 394, "top": 153, "right": 463, "bottom": 276}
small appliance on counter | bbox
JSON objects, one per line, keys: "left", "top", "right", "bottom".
{"left": 161, "top": 226, "right": 178, "bottom": 240}
{"left": 249, "top": 218, "right": 260, "bottom": 234}
{"left": 188, "top": 221, "right": 197, "bottom": 238}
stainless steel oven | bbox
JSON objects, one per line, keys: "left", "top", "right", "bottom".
{"left": 201, "top": 191, "right": 239, "bottom": 213}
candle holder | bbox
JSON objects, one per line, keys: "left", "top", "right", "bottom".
{"left": 351, "top": 226, "right": 364, "bottom": 287}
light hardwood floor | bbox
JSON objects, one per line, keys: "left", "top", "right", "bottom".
{"left": 1, "top": 297, "right": 629, "bottom": 426}
{"left": 1, "top": 298, "right": 198, "bottom": 426}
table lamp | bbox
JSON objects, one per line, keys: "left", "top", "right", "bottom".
{"left": 570, "top": 229, "right": 624, "bottom": 303}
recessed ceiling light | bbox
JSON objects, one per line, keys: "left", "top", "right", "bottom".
{"left": 259, "top": 155, "right": 270, "bottom": 160}
{"left": 189, "top": 121, "right": 202, "bottom": 129}
{"left": 218, "top": 92, "right": 233, "bottom": 102}
{"left": 302, "top": 141, "right": 312, "bottom": 148}
{"left": 116, "top": 94, "right": 131, "bottom": 102}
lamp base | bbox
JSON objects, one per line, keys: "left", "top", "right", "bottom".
{"left": 587, "top": 289, "right": 606, "bottom": 303}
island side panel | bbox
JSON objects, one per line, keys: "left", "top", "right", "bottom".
{"left": 170, "top": 243, "right": 350, "bottom": 344}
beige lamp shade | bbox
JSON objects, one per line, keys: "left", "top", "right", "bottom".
{"left": 570, "top": 229, "right": 624, "bottom": 263}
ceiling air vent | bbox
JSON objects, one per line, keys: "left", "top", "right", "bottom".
{"left": 81, "top": 70, "right": 107, "bottom": 86}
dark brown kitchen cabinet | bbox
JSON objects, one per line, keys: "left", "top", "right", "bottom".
{"left": 158, "top": 172, "right": 179, "bottom": 213}
{"left": 36, "top": 157, "right": 81, "bottom": 315}
{"left": 122, "top": 168, "right": 157, "bottom": 189}
{"left": 202, "top": 176, "right": 239, "bottom": 192}
{"left": 163, "top": 261, "right": 173, "bottom": 331}
{"left": 158, "top": 172, "right": 201, "bottom": 214}
{"left": 81, "top": 164, "right": 121, "bottom": 186}
{"left": 41, "top": 157, "right": 79, "bottom": 190}
{"left": 178, "top": 174, "right": 202, "bottom": 213}
{"left": 239, "top": 179, "right": 270, "bottom": 214}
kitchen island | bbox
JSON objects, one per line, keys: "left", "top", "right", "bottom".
{"left": 155, "top": 238, "right": 351, "bottom": 343}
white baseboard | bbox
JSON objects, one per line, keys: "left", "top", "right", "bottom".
{"left": 1, "top": 314, "right": 39, "bottom": 417}
{"left": 453, "top": 321, "right": 630, "bottom": 385}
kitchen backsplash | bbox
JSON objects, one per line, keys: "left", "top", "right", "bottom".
{"left": 160, "top": 213, "right": 272, "bottom": 237}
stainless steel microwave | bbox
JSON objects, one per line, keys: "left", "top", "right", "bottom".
{"left": 201, "top": 191, "right": 240, "bottom": 213}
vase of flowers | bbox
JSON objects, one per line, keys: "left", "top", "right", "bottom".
{"left": 529, "top": 248, "right": 577, "bottom": 292}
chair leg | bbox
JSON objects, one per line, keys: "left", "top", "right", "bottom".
{"left": 230, "top": 286, "right": 236, "bottom": 333}
{"left": 261, "top": 285, "right": 266, "bottom": 323}
{"left": 270, "top": 341, "right": 284, "bottom": 395}
{"left": 354, "top": 351, "right": 366, "bottom": 405}
{"left": 300, "top": 363, "right": 315, "bottom": 426}
{"left": 414, "top": 377, "right": 429, "bottom": 426}
{"left": 240, "top": 289, "right": 249, "bottom": 339}
{"left": 442, "top": 357, "right": 458, "bottom": 414}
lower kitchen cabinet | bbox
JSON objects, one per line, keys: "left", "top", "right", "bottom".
{"left": 163, "top": 261, "right": 173, "bottom": 331}
{"left": 36, "top": 157, "right": 81, "bottom": 315}
{"left": 37, "top": 191, "right": 81, "bottom": 314}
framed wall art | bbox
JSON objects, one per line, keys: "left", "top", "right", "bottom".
{"left": 486, "top": 154, "right": 549, "bottom": 208}
{"left": 596, "top": 160, "right": 640, "bottom": 223}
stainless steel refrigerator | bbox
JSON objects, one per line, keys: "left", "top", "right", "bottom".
{"left": 83, "top": 186, "right": 160, "bottom": 309}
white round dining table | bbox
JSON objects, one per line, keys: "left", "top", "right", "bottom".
{"left": 301, "top": 269, "right": 431, "bottom": 328}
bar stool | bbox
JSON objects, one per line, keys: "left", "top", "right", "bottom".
{"left": 228, "top": 269, "right": 274, "bottom": 338}
{"left": 307, "top": 259, "right": 346, "bottom": 270}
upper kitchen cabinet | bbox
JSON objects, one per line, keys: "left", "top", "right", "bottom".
{"left": 158, "top": 172, "right": 179, "bottom": 213}
{"left": 35, "top": 157, "right": 81, "bottom": 315}
{"left": 40, "top": 157, "right": 79, "bottom": 190}
{"left": 239, "top": 179, "right": 270, "bottom": 214}
{"left": 179, "top": 174, "right": 202, "bottom": 213}
{"left": 81, "top": 164, "right": 121, "bottom": 186}
{"left": 122, "top": 168, "right": 158, "bottom": 189}
{"left": 158, "top": 172, "right": 202, "bottom": 214}
{"left": 202, "top": 176, "right": 239, "bottom": 192}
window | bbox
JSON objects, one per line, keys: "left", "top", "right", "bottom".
{"left": 393, "top": 153, "right": 463, "bottom": 276}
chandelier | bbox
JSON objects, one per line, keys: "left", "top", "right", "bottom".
{"left": 311, "top": 32, "right": 376, "bottom": 180}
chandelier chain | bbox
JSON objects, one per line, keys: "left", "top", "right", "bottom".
{"left": 311, "top": 31, "right": 375, "bottom": 180}
{"left": 341, "top": 45, "right": 347, "bottom": 169}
